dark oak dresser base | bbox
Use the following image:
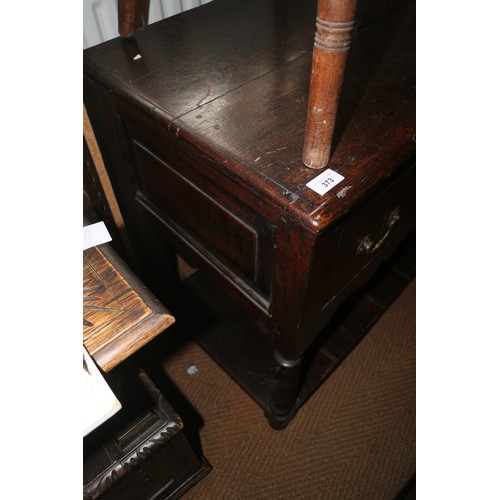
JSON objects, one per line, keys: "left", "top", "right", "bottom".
{"left": 84, "top": 0, "right": 415, "bottom": 429}
{"left": 183, "top": 233, "right": 415, "bottom": 426}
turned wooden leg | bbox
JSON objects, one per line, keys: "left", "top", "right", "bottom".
{"left": 118, "top": 0, "right": 149, "bottom": 38}
{"left": 265, "top": 350, "right": 303, "bottom": 430}
{"left": 302, "top": 0, "right": 359, "bottom": 169}
{"left": 118, "top": 0, "right": 137, "bottom": 37}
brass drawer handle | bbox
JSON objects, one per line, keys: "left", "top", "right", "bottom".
{"left": 357, "top": 207, "right": 400, "bottom": 255}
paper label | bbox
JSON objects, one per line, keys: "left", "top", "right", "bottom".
{"left": 83, "top": 347, "right": 121, "bottom": 436}
{"left": 83, "top": 221, "right": 112, "bottom": 251}
{"left": 306, "top": 169, "right": 345, "bottom": 196}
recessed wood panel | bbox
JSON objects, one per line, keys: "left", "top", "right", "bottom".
{"left": 133, "top": 140, "right": 259, "bottom": 284}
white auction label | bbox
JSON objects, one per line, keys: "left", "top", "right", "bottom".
{"left": 306, "top": 169, "right": 345, "bottom": 196}
{"left": 83, "top": 221, "right": 112, "bottom": 251}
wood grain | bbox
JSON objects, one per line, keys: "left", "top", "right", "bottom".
{"left": 117, "top": 0, "right": 136, "bottom": 37}
{"left": 83, "top": 245, "right": 175, "bottom": 372}
{"left": 83, "top": 0, "right": 415, "bottom": 427}
{"left": 302, "top": 0, "right": 359, "bottom": 169}
{"left": 83, "top": 0, "right": 415, "bottom": 231}
{"left": 83, "top": 105, "right": 129, "bottom": 241}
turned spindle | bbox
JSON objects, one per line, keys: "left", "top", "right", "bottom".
{"left": 303, "top": 0, "right": 359, "bottom": 169}
{"left": 118, "top": 0, "right": 137, "bottom": 37}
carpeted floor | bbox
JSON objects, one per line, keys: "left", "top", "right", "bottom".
{"left": 139, "top": 278, "right": 416, "bottom": 499}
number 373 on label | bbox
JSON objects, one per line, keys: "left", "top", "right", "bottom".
{"left": 306, "top": 169, "right": 345, "bottom": 196}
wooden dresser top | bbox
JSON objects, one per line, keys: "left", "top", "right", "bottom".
{"left": 83, "top": 0, "right": 415, "bottom": 231}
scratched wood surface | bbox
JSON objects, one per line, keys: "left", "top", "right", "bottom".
{"left": 83, "top": 0, "right": 415, "bottom": 232}
{"left": 83, "top": 245, "right": 175, "bottom": 372}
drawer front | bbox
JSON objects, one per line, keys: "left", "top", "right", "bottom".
{"left": 117, "top": 114, "right": 276, "bottom": 310}
{"left": 134, "top": 140, "right": 258, "bottom": 282}
{"left": 319, "top": 163, "right": 415, "bottom": 319}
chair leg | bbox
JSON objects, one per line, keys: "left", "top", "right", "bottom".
{"left": 118, "top": 0, "right": 137, "bottom": 37}
{"left": 302, "top": 0, "right": 359, "bottom": 169}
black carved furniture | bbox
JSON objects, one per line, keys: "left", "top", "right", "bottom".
{"left": 83, "top": 0, "right": 416, "bottom": 429}
{"left": 83, "top": 365, "right": 211, "bottom": 499}
{"left": 83, "top": 231, "right": 210, "bottom": 497}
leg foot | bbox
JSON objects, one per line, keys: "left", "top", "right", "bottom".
{"left": 265, "top": 350, "right": 303, "bottom": 430}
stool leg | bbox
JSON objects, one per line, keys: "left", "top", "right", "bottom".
{"left": 265, "top": 350, "right": 303, "bottom": 430}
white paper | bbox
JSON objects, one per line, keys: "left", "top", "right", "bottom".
{"left": 83, "top": 221, "right": 112, "bottom": 251}
{"left": 83, "top": 347, "right": 121, "bottom": 436}
{"left": 306, "top": 169, "right": 345, "bottom": 196}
